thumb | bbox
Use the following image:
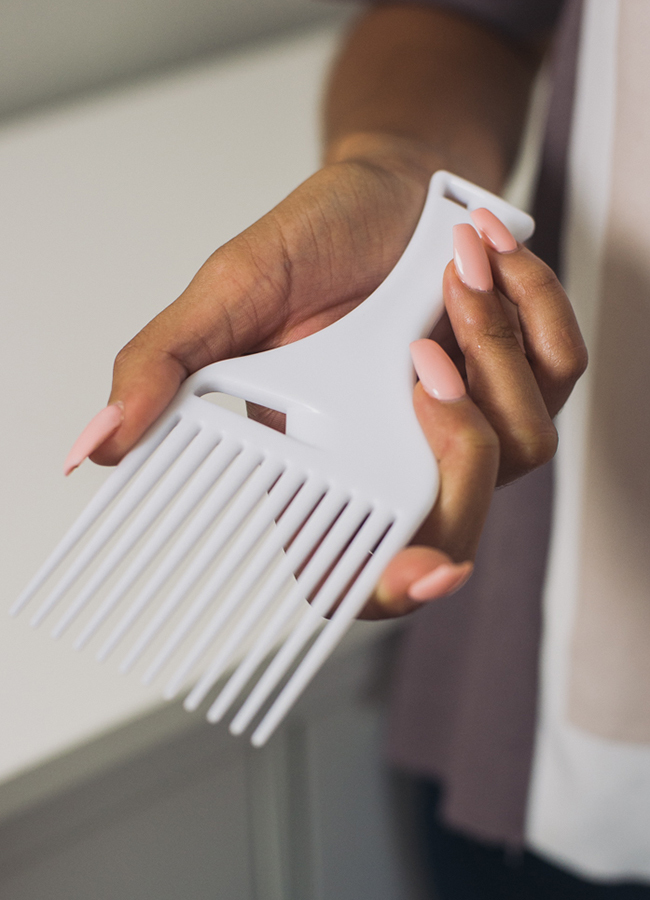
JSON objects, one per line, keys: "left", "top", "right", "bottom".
{"left": 65, "top": 224, "right": 291, "bottom": 472}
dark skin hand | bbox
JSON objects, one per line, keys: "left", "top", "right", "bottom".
{"left": 83, "top": 5, "right": 586, "bottom": 617}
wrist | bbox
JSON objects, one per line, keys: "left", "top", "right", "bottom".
{"left": 324, "top": 131, "right": 450, "bottom": 189}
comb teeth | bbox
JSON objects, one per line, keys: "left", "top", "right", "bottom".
{"left": 230, "top": 505, "right": 394, "bottom": 738}
{"left": 187, "top": 488, "right": 357, "bottom": 716}
{"left": 52, "top": 429, "right": 219, "bottom": 640}
{"left": 250, "top": 510, "right": 400, "bottom": 746}
{"left": 97, "top": 438, "right": 248, "bottom": 663}
{"left": 14, "top": 409, "right": 406, "bottom": 748}
{"left": 77, "top": 435, "right": 239, "bottom": 653}
{"left": 119, "top": 449, "right": 280, "bottom": 675}
{"left": 31, "top": 420, "right": 198, "bottom": 629}
{"left": 10, "top": 415, "right": 179, "bottom": 619}
{"left": 178, "top": 478, "right": 335, "bottom": 709}
{"left": 160, "top": 472, "right": 325, "bottom": 699}
{"left": 140, "top": 461, "right": 302, "bottom": 685}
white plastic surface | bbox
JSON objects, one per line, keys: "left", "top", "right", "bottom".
{"left": 183, "top": 171, "right": 534, "bottom": 507}
{"left": 13, "top": 171, "right": 534, "bottom": 745}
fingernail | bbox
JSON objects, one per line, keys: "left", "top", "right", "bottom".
{"left": 453, "top": 223, "right": 493, "bottom": 291}
{"left": 63, "top": 402, "right": 124, "bottom": 476}
{"left": 408, "top": 561, "right": 473, "bottom": 602}
{"left": 470, "top": 208, "right": 518, "bottom": 252}
{"left": 410, "top": 339, "right": 466, "bottom": 401}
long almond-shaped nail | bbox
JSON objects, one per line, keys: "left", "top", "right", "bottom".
{"left": 453, "top": 223, "right": 493, "bottom": 291}
{"left": 63, "top": 403, "right": 124, "bottom": 476}
{"left": 410, "top": 339, "right": 466, "bottom": 401}
{"left": 470, "top": 208, "right": 518, "bottom": 252}
{"left": 408, "top": 561, "right": 473, "bottom": 602}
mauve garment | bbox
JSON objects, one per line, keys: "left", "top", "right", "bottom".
{"left": 386, "top": 0, "right": 583, "bottom": 848}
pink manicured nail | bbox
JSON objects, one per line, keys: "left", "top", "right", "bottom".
{"left": 453, "top": 223, "right": 493, "bottom": 291}
{"left": 410, "top": 339, "right": 466, "bottom": 401}
{"left": 408, "top": 561, "right": 473, "bottom": 602}
{"left": 63, "top": 402, "right": 124, "bottom": 476}
{"left": 470, "top": 208, "right": 518, "bottom": 252}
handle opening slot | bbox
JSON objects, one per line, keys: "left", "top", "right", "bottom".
{"left": 443, "top": 187, "right": 469, "bottom": 209}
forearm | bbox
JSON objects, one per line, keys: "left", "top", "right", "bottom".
{"left": 324, "top": 3, "right": 544, "bottom": 192}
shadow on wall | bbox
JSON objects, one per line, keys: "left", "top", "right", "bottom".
{"left": 0, "top": 0, "right": 350, "bottom": 123}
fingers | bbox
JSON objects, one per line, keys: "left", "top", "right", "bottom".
{"left": 471, "top": 206, "right": 588, "bottom": 417}
{"left": 366, "top": 211, "right": 586, "bottom": 617}
{"left": 444, "top": 223, "right": 559, "bottom": 483}
{"left": 486, "top": 245, "right": 588, "bottom": 417}
{"left": 363, "top": 342, "right": 499, "bottom": 618}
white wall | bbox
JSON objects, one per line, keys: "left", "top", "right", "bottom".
{"left": 0, "top": 23, "right": 349, "bottom": 787}
{"left": 0, "top": 0, "right": 350, "bottom": 121}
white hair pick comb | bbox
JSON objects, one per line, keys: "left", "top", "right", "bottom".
{"left": 12, "top": 172, "right": 534, "bottom": 746}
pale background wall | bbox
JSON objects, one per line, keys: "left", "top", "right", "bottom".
{"left": 0, "top": 2, "right": 544, "bottom": 895}
{"left": 0, "top": 0, "right": 349, "bottom": 121}
{"left": 0, "top": 12, "right": 358, "bottom": 790}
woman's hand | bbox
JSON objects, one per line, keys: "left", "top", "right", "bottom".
{"left": 86, "top": 151, "right": 434, "bottom": 462}
{"left": 63, "top": 157, "right": 586, "bottom": 620}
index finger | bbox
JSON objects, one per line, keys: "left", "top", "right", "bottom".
{"left": 485, "top": 243, "right": 588, "bottom": 418}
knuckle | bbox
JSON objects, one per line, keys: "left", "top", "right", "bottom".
{"left": 520, "top": 259, "right": 562, "bottom": 298}
{"left": 512, "top": 423, "right": 558, "bottom": 471}
{"left": 461, "top": 316, "right": 522, "bottom": 359}
{"left": 543, "top": 334, "right": 589, "bottom": 388}
{"left": 482, "top": 321, "right": 522, "bottom": 349}
{"left": 456, "top": 414, "right": 500, "bottom": 459}
{"left": 563, "top": 341, "right": 589, "bottom": 382}
{"left": 112, "top": 326, "right": 172, "bottom": 374}
{"left": 113, "top": 339, "right": 139, "bottom": 372}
